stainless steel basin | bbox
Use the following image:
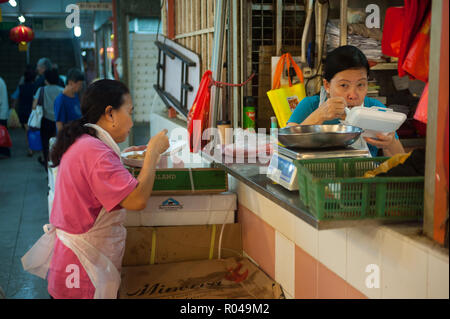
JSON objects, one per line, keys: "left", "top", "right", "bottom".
{"left": 277, "top": 125, "right": 363, "bottom": 149}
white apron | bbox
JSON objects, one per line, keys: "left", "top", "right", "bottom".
{"left": 21, "top": 124, "right": 128, "bottom": 299}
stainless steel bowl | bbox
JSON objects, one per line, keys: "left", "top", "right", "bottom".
{"left": 277, "top": 125, "right": 363, "bottom": 149}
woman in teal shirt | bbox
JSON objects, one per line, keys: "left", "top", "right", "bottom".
{"left": 287, "top": 45, "right": 404, "bottom": 157}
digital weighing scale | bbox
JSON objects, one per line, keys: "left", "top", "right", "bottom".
{"left": 267, "top": 143, "right": 371, "bottom": 191}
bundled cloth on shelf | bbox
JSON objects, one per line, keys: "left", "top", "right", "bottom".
{"left": 326, "top": 20, "right": 383, "bottom": 61}
{"left": 348, "top": 23, "right": 383, "bottom": 41}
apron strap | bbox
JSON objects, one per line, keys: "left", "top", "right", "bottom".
{"left": 21, "top": 224, "right": 56, "bottom": 279}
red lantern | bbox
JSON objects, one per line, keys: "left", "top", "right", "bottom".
{"left": 9, "top": 25, "right": 34, "bottom": 44}
{"left": 0, "top": 1, "right": 10, "bottom": 3}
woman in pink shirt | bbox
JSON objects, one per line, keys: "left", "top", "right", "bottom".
{"left": 21, "top": 79, "right": 169, "bottom": 299}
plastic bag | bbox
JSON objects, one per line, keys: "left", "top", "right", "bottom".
{"left": 381, "top": 7, "right": 405, "bottom": 57}
{"left": 187, "top": 70, "right": 213, "bottom": 153}
{"left": 218, "top": 128, "right": 275, "bottom": 160}
{"left": 0, "top": 125, "right": 12, "bottom": 148}
{"left": 27, "top": 106, "right": 43, "bottom": 129}
{"left": 27, "top": 128, "right": 42, "bottom": 151}
{"left": 363, "top": 152, "right": 412, "bottom": 178}
{"left": 402, "top": 11, "right": 431, "bottom": 82}
{"left": 413, "top": 82, "right": 428, "bottom": 124}
{"left": 267, "top": 53, "right": 306, "bottom": 128}
{"left": 8, "top": 109, "right": 21, "bottom": 129}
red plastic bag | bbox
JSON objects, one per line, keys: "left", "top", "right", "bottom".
{"left": 398, "top": 0, "right": 431, "bottom": 78}
{"left": 414, "top": 82, "right": 428, "bottom": 124}
{"left": 0, "top": 125, "right": 12, "bottom": 148}
{"left": 381, "top": 7, "right": 405, "bottom": 57}
{"left": 187, "top": 70, "right": 213, "bottom": 153}
{"left": 402, "top": 11, "right": 431, "bottom": 82}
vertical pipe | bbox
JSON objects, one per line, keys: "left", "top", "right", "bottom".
{"left": 276, "top": 0, "right": 282, "bottom": 56}
{"left": 111, "top": 0, "right": 119, "bottom": 80}
{"left": 339, "top": 0, "right": 347, "bottom": 46}
{"left": 232, "top": 0, "right": 239, "bottom": 129}
{"left": 209, "top": 0, "right": 227, "bottom": 131}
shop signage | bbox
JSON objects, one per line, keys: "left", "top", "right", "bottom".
{"left": 76, "top": 2, "right": 112, "bottom": 11}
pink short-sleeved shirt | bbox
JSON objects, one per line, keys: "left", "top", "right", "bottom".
{"left": 47, "top": 134, "right": 138, "bottom": 299}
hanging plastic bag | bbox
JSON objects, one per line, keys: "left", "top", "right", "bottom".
{"left": 8, "top": 109, "right": 21, "bottom": 129}
{"left": 27, "top": 128, "right": 42, "bottom": 151}
{"left": 413, "top": 82, "right": 428, "bottom": 124}
{"left": 0, "top": 125, "right": 12, "bottom": 148}
{"left": 381, "top": 7, "right": 405, "bottom": 57}
{"left": 187, "top": 70, "right": 213, "bottom": 153}
{"left": 27, "top": 105, "right": 43, "bottom": 129}
{"left": 267, "top": 53, "right": 306, "bottom": 128}
{"left": 402, "top": 11, "right": 431, "bottom": 82}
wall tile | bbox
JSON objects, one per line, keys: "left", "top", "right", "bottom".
{"left": 380, "top": 231, "right": 428, "bottom": 299}
{"left": 237, "top": 182, "right": 295, "bottom": 242}
{"left": 294, "top": 217, "right": 318, "bottom": 259}
{"left": 317, "top": 263, "right": 347, "bottom": 299}
{"left": 284, "top": 290, "right": 294, "bottom": 299}
{"left": 427, "top": 253, "right": 449, "bottom": 299}
{"left": 238, "top": 204, "right": 276, "bottom": 280}
{"left": 275, "top": 231, "right": 295, "bottom": 297}
{"left": 295, "top": 245, "right": 318, "bottom": 299}
{"left": 318, "top": 228, "right": 347, "bottom": 280}
{"left": 347, "top": 226, "right": 383, "bottom": 299}
{"left": 346, "top": 283, "right": 368, "bottom": 299}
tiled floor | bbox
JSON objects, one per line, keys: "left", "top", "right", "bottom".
{"left": 0, "top": 127, "right": 50, "bottom": 299}
{"left": 0, "top": 122, "right": 150, "bottom": 299}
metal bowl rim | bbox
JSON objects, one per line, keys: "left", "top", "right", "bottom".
{"left": 278, "top": 125, "right": 363, "bottom": 136}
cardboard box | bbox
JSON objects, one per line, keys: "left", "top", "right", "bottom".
{"left": 119, "top": 257, "right": 284, "bottom": 299}
{"left": 124, "top": 192, "right": 237, "bottom": 226}
{"left": 126, "top": 167, "right": 228, "bottom": 195}
{"left": 123, "top": 224, "right": 242, "bottom": 266}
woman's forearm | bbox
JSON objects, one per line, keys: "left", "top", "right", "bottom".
{"left": 383, "top": 138, "right": 405, "bottom": 156}
{"left": 301, "top": 109, "right": 324, "bottom": 125}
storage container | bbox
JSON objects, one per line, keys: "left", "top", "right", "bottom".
{"left": 344, "top": 106, "right": 407, "bottom": 138}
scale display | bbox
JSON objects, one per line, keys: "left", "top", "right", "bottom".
{"left": 267, "top": 153, "right": 298, "bottom": 191}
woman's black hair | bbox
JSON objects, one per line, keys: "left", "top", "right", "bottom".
{"left": 50, "top": 79, "right": 130, "bottom": 167}
{"left": 323, "top": 45, "right": 370, "bottom": 82}
{"left": 24, "top": 69, "right": 35, "bottom": 82}
{"left": 44, "top": 68, "right": 60, "bottom": 85}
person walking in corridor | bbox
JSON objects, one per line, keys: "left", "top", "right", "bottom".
{"left": 32, "top": 68, "right": 63, "bottom": 169}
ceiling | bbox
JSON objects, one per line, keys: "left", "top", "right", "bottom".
{"left": 0, "top": 0, "right": 110, "bottom": 18}
{"left": 0, "top": 0, "right": 112, "bottom": 42}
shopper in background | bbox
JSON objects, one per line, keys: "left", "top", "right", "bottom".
{"left": 10, "top": 64, "right": 35, "bottom": 102}
{"left": 0, "top": 76, "right": 11, "bottom": 158}
{"left": 54, "top": 68, "right": 85, "bottom": 132}
{"left": 16, "top": 69, "right": 37, "bottom": 156}
{"left": 51, "top": 63, "right": 67, "bottom": 88}
{"left": 34, "top": 58, "right": 53, "bottom": 94}
{"left": 32, "top": 68, "right": 63, "bottom": 169}
{"left": 22, "top": 79, "right": 169, "bottom": 299}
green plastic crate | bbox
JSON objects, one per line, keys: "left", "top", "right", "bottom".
{"left": 293, "top": 157, "right": 424, "bottom": 221}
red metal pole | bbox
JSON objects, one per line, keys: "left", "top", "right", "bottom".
{"left": 167, "top": 0, "right": 175, "bottom": 39}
